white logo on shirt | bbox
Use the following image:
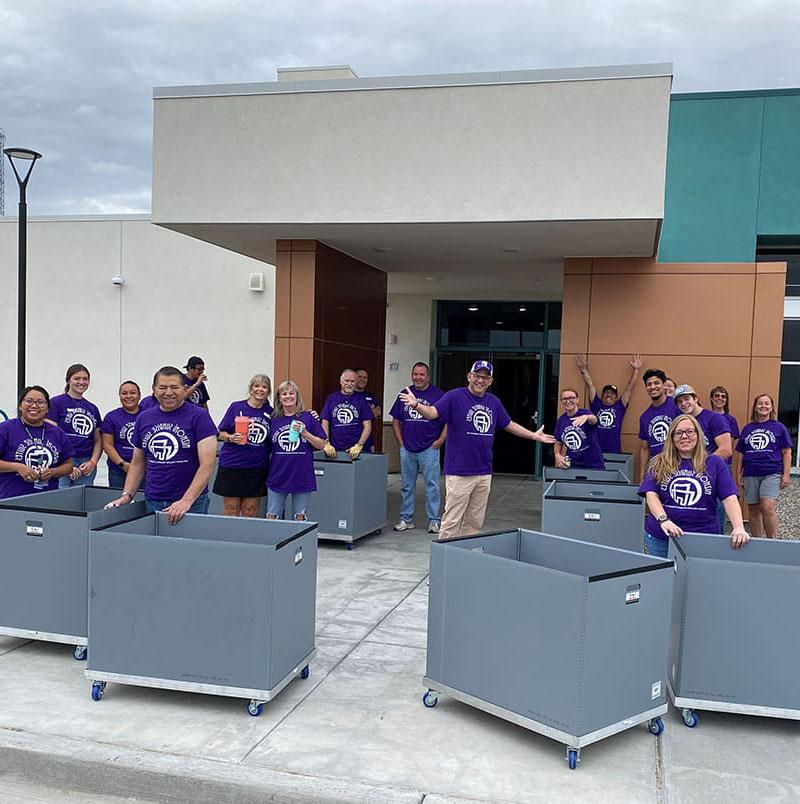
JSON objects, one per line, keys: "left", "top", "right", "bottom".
{"left": 562, "top": 429, "right": 584, "bottom": 451}
{"left": 148, "top": 432, "right": 179, "bottom": 461}
{"left": 24, "top": 443, "right": 54, "bottom": 469}
{"left": 276, "top": 428, "right": 301, "bottom": 452}
{"left": 120, "top": 422, "right": 136, "bottom": 446}
{"left": 598, "top": 409, "right": 616, "bottom": 428}
{"left": 747, "top": 431, "right": 771, "bottom": 451}
{"left": 668, "top": 477, "right": 703, "bottom": 507}
{"left": 470, "top": 408, "right": 492, "bottom": 434}
{"left": 334, "top": 405, "right": 356, "bottom": 424}
{"left": 248, "top": 419, "right": 269, "bottom": 445}
{"left": 651, "top": 419, "right": 671, "bottom": 443}
{"left": 71, "top": 412, "right": 94, "bottom": 436}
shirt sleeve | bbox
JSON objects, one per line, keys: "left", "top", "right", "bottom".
{"left": 217, "top": 403, "right": 236, "bottom": 434}
{"left": 728, "top": 416, "right": 740, "bottom": 440}
{"left": 434, "top": 392, "right": 452, "bottom": 424}
{"left": 389, "top": 396, "right": 404, "bottom": 420}
{"left": 638, "top": 471, "right": 658, "bottom": 498}
{"left": 99, "top": 413, "right": 114, "bottom": 435}
{"left": 56, "top": 428, "right": 75, "bottom": 461}
{"left": 712, "top": 457, "right": 738, "bottom": 500}
{"left": 589, "top": 395, "right": 601, "bottom": 414}
{"left": 0, "top": 423, "right": 8, "bottom": 454}
{"left": 638, "top": 413, "right": 647, "bottom": 442}
{"left": 777, "top": 423, "right": 793, "bottom": 450}
{"left": 48, "top": 396, "right": 64, "bottom": 425}
{"left": 321, "top": 395, "right": 333, "bottom": 421}
{"left": 360, "top": 396, "right": 375, "bottom": 420}
{"left": 194, "top": 410, "right": 219, "bottom": 442}
{"left": 735, "top": 426, "right": 747, "bottom": 454}
{"left": 131, "top": 418, "right": 144, "bottom": 450}
{"left": 304, "top": 412, "right": 326, "bottom": 439}
{"left": 496, "top": 400, "right": 512, "bottom": 430}
{"left": 711, "top": 413, "right": 731, "bottom": 439}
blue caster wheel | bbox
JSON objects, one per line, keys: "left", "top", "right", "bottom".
{"left": 682, "top": 708, "right": 699, "bottom": 728}
{"left": 73, "top": 646, "right": 87, "bottom": 661}
{"left": 422, "top": 690, "right": 438, "bottom": 708}
{"left": 346, "top": 543, "right": 354, "bottom": 551}
{"left": 567, "top": 748, "right": 579, "bottom": 770}
{"left": 300, "top": 665, "right": 310, "bottom": 680}
{"left": 648, "top": 717, "right": 664, "bottom": 735}
{"left": 91, "top": 681, "right": 105, "bottom": 702}
{"left": 248, "top": 700, "right": 264, "bottom": 717}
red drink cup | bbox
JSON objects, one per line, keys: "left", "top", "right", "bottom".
{"left": 235, "top": 416, "right": 250, "bottom": 443}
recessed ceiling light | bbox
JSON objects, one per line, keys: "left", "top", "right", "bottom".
{"left": 468, "top": 306, "right": 479, "bottom": 312}
{"left": 372, "top": 247, "right": 392, "bottom": 253}
{"left": 518, "top": 306, "right": 527, "bottom": 312}
{"left": 495, "top": 321, "right": 503, "bottom": 325}
{"left": 501, "top": 247, "right": 520, "bottom": 253}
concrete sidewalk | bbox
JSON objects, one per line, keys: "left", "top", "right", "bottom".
{"left": 1, "top": 474, "right": 799, "bottom": 803}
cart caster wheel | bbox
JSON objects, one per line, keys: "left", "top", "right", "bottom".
{"left": 247, "top": 700, "right": 264, "bottom": 717}
{"left": 91, "top": 682, "right": 105, "bottom": 702}
{"left": 682, "top": 708, "right": 699, "bottom": 728}
{"left": 422, "top": 690, "right": 438, "bottom": 708}
{"left": 648, "top": 717, "right": 664, "bottom": 735}
{"left": 73, "top": 646, "right": 87, "bottom": 661}
{"left": 567, "top": 748, "right": 579, "bottom": 770}
{"left": 346, "top": 543, "right": 354, "bottom": 551}
{"left": 300, "top": 665, "right": 310, "bottom": 680}
{"left": 370, "top": 528, "right": 382, "bottom": 536}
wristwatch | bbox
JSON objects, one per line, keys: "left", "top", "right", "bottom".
{"left": 656, "top": 514, "right": 669, "bottom": 523}
{"left": 118, "top": 459, "right": 125, "bottom": 467}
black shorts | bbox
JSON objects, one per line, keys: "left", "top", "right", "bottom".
{"left": 212, "top": 466, "right": 268, "bottom": 498}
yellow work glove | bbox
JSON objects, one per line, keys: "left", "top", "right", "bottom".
{"left": 323, "top": 442, "right": 337, "bottom": 459}
{"left": 347, "top": 443, "right": 363, "bottom": 460}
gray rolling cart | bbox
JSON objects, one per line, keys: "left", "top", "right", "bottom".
{"left": 422, "top": 529, "right": 673, "bottom": 769}
{"left": 668, "top": 533, "right": 800, "bottom": 728}
{"left": 305, "top": 451, "right": 387, "bottom": 549}
{"left": 0, "top": 486, "right": 146, "bottom": 659}
{"left": 541, "top": 467, "right": 629, "bottom": 501}
{"left": 542, "top": 479, "right": 645, "bottom": 553}
{"left": 601, "top": 452, "right": 634, "bottom": 481}
{"left": 85, "top": 512, "right": 317, "bottom": 715}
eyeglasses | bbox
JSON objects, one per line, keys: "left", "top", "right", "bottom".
{"left": 560, "top": 396, "right": 578, "bottom": 403}
{"left": 21, "top": 398, "right": 47, "bottom": 407}
{"left": 711, "top": 393, "right": 727, "bottom": 398}
{"left": 673, "top": 429, "right": 698, "bottom": 439}
{"left": 471, "top": 374, "right": 491, "bottom": 382}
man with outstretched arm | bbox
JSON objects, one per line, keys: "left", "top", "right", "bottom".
{"left": 400, "top": 360, "right": 555, "bottom": 540}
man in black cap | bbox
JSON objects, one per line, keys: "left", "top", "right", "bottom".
{"left": 183, "top": 356, "right": 210, "bottom": 410}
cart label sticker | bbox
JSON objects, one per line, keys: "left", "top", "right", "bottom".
{"left": 294, "top": 548, "right": 303, "bottom": 565}
{"left": 583, "top": 511, "right": 601, "bottom": 521}
{"left": 314, "top": 469, "right": 324, "bottom": 476}
{"left": 651, "top": 680, "right": 661, "bottom": 699}
{"left": 338, "top": 519, "right": 347, "bottom": 529}
{"left": 625, "top": 583, "right": 641, "bottom": 604}
{"left": 25, "top": 520, "right": 43, "bottom": 537}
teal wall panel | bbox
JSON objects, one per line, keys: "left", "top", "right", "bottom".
{"left": 758, "top": 96, "right": 800, "bottom": 236}
{"left": 659, "top": 97, "right": 763, "bottom": 262}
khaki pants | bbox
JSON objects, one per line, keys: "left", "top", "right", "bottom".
{"left": 438, "top": 474, "right": 492, "bottom": 540}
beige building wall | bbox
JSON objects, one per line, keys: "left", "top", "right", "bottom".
{"left": 559, "top": 258, "right": 787, "bottom": 478}
{"left": 0, "top": 217, "right": 276, "bottom": 422}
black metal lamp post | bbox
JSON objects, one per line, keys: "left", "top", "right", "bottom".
{"left": 4, "top": 147, "right": 42, "bottom": 399}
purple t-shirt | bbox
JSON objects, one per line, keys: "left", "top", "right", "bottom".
{"left": 132, "top": 402, "right": 218, "bottom": 501}
{"left": 434, "top": 388, "right": 511, "bottom": 476}
{"left": 356, "top": 390, "right": 381, "bottom": 452}
{"left": 100, "top": 407, "right": 140, "bottom": 464}
{"left": 638, "top": 398, "right": 679, "bottom": 457}
{"left": 695, "top": 409, "right": 731, "bottom": 456}
{"left": 321, "top": 392, "right": 374, "bottom": 450}
{"left": 390, "top": 385, "right": 445, "bottom": 453}
{"left": 723, "top": 413, "right": 740, "bottom": 441}
{"left": 140, "top": 396, "right": 158, "bottom": 411}
{"left": 555, "top": 410, "right": 605, "bottom": 469}
{"left": 639, "top": 454, "right": 738, "bottom": 539}
{"left": 0, "top": 419, "right": 74, "bottom": 499}
{"left": 217, "top": 400, "right": 272, "bottom": 470}
{"left": 736, "top": 420, "right": 792, "bottom": 477}
{"left": 267, "top": 412, "right": 326, "bottom": 493}
{"left": 183, "top": 376, "right": 210, "bottom": 407}
{"left": 49, "top": 394, "right": 101, "bottom": 460}
{"left": 589, "top": 396, "right": 627, "bottom": 454}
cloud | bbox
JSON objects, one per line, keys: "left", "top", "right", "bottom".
{"left": 1, "top": 0, "right": 798, "bottom": 215}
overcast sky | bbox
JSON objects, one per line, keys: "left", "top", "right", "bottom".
{"left": 1, "top": 0, "right": 798, "bottom": 216}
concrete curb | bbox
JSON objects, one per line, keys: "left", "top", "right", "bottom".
{"left": 0, "top": 728, "right": 425, "bottom": 803}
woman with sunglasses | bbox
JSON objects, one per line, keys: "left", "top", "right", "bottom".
{"left": 639, "top": 414, "right": 749, "bottom": 558}
{"left": 49, "top": 363, "right": 102, "bottom": 487}
{"left": 0, "top": 386, "right": 75, "bottom": 499}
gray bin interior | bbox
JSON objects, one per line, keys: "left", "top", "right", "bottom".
{"left": 669, "top": 533, "right": 800, "bottom": 714}
{"left": 0, "top": 486, "right": 146, "bottom": 643}
{"left": 305, "top": 451, "right": 388, "bottom": 542}
{"left": 87, "top": 512, "right": 317, "bottom": 694}
{"left": 541, "top": 480, "right": 645, "bottom": 553}
{"left": 426, "top": 529, "right": 673, "bottom": 738}
{"left": 601, "top": 453, "right": 634, "bottom": 481}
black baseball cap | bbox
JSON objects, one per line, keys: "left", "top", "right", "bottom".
{"left": 185, "top": 356, "right": 205, "bottom": 369}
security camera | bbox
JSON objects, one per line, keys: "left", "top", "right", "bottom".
{"left": 111, "top": 275, "right": 125, "bottom": 286}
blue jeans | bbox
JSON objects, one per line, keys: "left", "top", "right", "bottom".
{"left": 107, "top": 464, "right": 126, "bottom": 489}
{"left": 644, "top": 531, "right": 669, "bottom": 558}
{"left": 59, "top": 457, "right": 97, "bottom": 488}
{"left": 267, "top": 489, "right": 311, "bottom": 519}
{"left": 399, "top": 446, "right": 441, "bottom": 524}
{"left": 145, "top": 493, "right": 209, "bottom": 515}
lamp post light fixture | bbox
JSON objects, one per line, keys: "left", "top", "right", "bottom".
{"left": 4, "top": 147, "right": 42, "bottom": 399}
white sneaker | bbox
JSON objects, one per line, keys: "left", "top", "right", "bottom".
{"left": 393, "top": 520, "right": 415, "bottom": 531}
{"left": 427, "top": 521, "right": 440, "bottom": 534}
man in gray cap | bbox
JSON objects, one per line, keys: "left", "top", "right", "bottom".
{"left": 673, "top": 384, "right": 732, "bottom": 460}
{"left": 400, "top": 360, "right": 555, "bottom": 540}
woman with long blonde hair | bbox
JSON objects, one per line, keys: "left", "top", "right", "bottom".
{"left": 638, "top": 414, "right": 748, "bottom": 557}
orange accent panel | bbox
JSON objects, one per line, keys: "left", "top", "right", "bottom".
{"left": 560, "top": 274, "right": 591, "bottom": 354}
{"left": 289, "top": 250, "right": 317, "bottom": 338}
{"left": 288, "top": 338, "right": 314, "bottom": 397}
{"left": 557, "top": 356, "right": 591, "bottom": 409}
{"left": 756, "top": 261, "right": 788, "bottom": 275}
{"left": 274, "top": 250, "right": 292, "bottom": 338}
{"left": 588, "top": 273, "right": 756, "bottom": 356}
{"left": 590, "top": 259, "right": 755, "bottom": 275}
{"left": 276, "top": 240, "right": 292, "bottom": 251}
{"left": 564, "top": 258, "right": 591, "bottom": 275}
{"left": 752, "top": 272, "right": 787, "bottom": 357}
{"left": 274, "top": 337, "right": 290, "bottom": 385}
{"left": 291, "top": 240, "right": 317, "bottom": 251}
{"left": 747, "top": 357, "right": 781, "bottom": 409}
